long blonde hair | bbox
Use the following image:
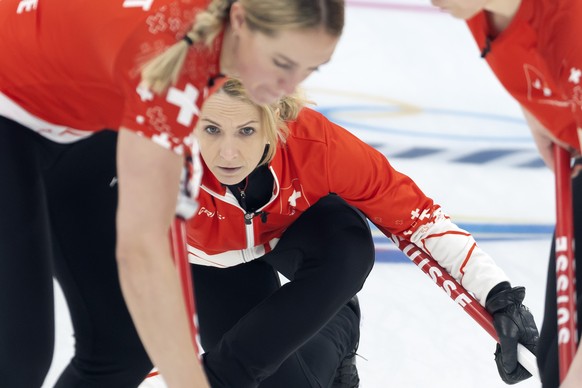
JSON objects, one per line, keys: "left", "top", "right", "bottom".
{"left": 215, "top": 78, "right": 309, "bottom": 164}
{"left": 140, "top": 0, "right": 345, "bottom": 94}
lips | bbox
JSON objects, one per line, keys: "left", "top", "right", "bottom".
{"left": 217, "top": 166, "right": 242, "bottom": 175}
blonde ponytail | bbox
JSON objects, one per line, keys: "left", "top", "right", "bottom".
{"left": 140, "top": 0, "right": 231, "bottom": 94}
{"left": 277, "top": 90, "right": 309, "bottom": 123}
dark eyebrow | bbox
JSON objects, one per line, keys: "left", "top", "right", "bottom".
{"left": 200, "top": 118, "right": 221, "bottom": 126}
{"left": 237, "top": 120, "right": 259, "bottom": 128}
{"left": 200, "top": 118, "right": 258, "bottom": 128}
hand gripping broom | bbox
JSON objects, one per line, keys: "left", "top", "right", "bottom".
{"left": 389, "top": 234, "right": 540, "bottom": 380}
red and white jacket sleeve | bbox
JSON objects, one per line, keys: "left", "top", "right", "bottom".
{"left": 322, "top": 115, "right": 510, "bottom": 306}
{"left": 406, "top": 209, "right": 510, "bottom": 306}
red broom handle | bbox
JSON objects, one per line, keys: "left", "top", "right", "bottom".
{"left": 553, "top": 144, "right": 578, "bottom": 382}
{"left": 169, "top": 216, "right": 198, "bottom": 349}
{"left": 146, "top": 217, "right": 199, "bottom": 380}
{"left": 389, "top": 234, "right": 539, "bottom": 380}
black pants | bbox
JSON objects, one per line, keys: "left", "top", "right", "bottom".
{"left": 0, "top": 117, "right": 152, "bottom": 387}
{"left": 195, "top": 194, "right": 375, "bottom": 388}
{"left": 537, "top": 172, "right": 582, "bottom": 388}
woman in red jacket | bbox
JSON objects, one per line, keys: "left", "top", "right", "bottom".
{"left": 431, "top": 0, "right": 582, "bottom": 386}
{"left": 0, "top": 1, "right": 343, "bottom": 387}
{"left": 186, "top": 78, "right": 539, "bottom": 387}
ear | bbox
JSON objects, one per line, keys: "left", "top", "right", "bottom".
{"left": 229, "top": 2, "right": 246, "bottom": 33}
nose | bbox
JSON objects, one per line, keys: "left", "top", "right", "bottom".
{"left": 278, "top": 73, "right": 302, "bottom": 96}
{"left": 219, "top": 138, "right": 238, "bottom": 161}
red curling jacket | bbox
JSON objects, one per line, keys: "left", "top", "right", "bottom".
{"left": 186, "top": 107, "right": 509, "bottom": 304}
{"left": 467, "top": 0, "right": 582, "bottom": 151}
{"left": 0, "top": 0, "right": 220, "bottom": 154}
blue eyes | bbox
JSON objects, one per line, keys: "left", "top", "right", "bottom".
{"left": 240, "top": 127, "right": 255, "bottom": 136}
{"left": 204, "top": 125, "right": 220, "bottom": 134}
{"left": 203, "top": 126, "right": 255, "bottom": 136}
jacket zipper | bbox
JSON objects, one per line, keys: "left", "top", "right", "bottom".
{"left": 240, "top": 190, "right": 254, "bottom": 225}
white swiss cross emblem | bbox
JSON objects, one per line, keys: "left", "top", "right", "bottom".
{"left": 410, "top": 208, "right": 431, "bottom": 220}
{"left": 167, "top": 84, "right": 200, "bottom": 127}
{"left": 288, "top": 190, "right": 302, "bottom": 207}
{"left": 569, "top": 68, "right": 582, "bottom": 85}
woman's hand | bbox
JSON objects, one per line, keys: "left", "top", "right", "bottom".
{"left": 485, "top": 286, "right": 539, "bottom": 384}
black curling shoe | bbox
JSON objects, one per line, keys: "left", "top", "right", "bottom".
{"left": 331, "top": 296, "right": 360, "bottom": 388}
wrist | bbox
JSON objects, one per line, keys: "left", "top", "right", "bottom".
{"left": 486, "top": 281, "right": 511, "bottom": 303}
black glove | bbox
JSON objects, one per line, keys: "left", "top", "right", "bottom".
{"left": 485, "top": 284, "right": 539, "bottom": 385}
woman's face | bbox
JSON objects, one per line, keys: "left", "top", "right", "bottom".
{"left": 229, "top": 6, "right": 340, "bottom": 104}
{"left": 196, "top": 92, "right": 267, "bottom": 185}
{"left": 431, "top": 0, "right": 488, "bottom": 19}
